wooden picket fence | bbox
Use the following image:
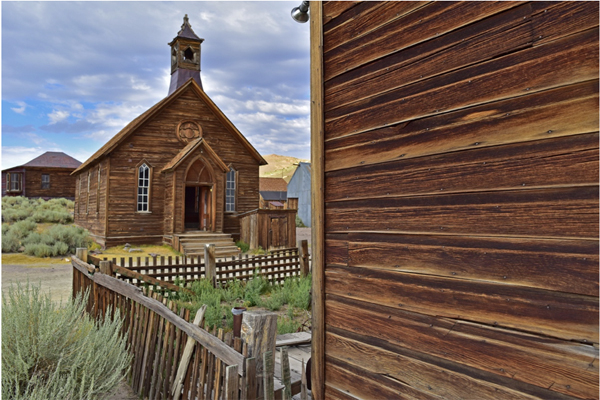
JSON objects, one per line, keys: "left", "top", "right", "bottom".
{"left": 88, "top": 243, "right": 310, "bottom": 290}
{"left": 72, "top": 254, "right": 307, "bottom": 400}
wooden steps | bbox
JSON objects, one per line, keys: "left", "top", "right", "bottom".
{"left": 175, "top": 231, "right": 240, "bottom": 258}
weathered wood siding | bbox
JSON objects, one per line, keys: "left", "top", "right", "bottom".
{"left": 75, "top": 159, "right": 109, "bottom": 246}
{"left": 316, "top": 2, "right": 599, "bottom": 399}
{"left": 75, "top": 85, "right": 260, "bottom": 247}
{"left": 23, "top": 167, "right": 77, "bottom": 199}
{"left": 240, "top": 209, "right": 297, "bottom": 250}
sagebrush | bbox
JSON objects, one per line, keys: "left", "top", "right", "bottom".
{"left": 1, "top": 196, "right": 89, "bottom": 256}
{"left": 2, "top": 282, "right": 131, "bottom": 400}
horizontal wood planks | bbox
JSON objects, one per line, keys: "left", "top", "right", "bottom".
{"left": 318, "top": 1, "right": 599, "bottom": 399}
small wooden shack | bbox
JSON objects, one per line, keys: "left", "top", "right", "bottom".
{"left": 73, "top": 16, "right": 266, "bottom": 250}
{"left": 259, "top": 177, "right": 289, "bottom": 209}
{"left": 1, "top": 151, "right": 81, "bottom": 199}
{"left": 309, "top": 2, "right": 599, "bottom": 399}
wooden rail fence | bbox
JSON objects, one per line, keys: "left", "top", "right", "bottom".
{"left": 88, "top": 243, "right": 310, "bottom": 290}
{"left": 72, "top": 252, "right": 307, "bottom": 400}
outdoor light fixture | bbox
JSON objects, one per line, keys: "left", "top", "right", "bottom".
{"left": 291, "top": 1, "right": 310, "bottom": 23}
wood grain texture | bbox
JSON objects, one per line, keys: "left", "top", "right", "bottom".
{"left": 326, "top": 296, "right": 599, "bottom": 399}
{"left": 326, "top": 133, "right": 599, "bottom": 201}
{"left": 325, "top": 357, "right": 437, "bottom": 400}
{"left": 326, "top": 186, "right": 599, "bottom": 239}
{"left": 324, "top": 80, "right": 598, "bottom": 171}
{"left": 324, "top": 1, "right": 522, "bottom": 81}
{"left": 325, "top": 2, "right": 535, "bottom": 112}
{"left": 344, "top": 233, "right": 598, "bottom": 297}
{"left": 325, "top": 28, "right": 599, "bottom": 141}
{"left": 310, "top": 2, "right": 325, "bottom": 399}
{"left": 324, "top": 2, "right": 428, "bottom": 54}
{"left": 326, "top": 331, "right": 542, "bottom": 400}
{"left": 322, "top": 1, "right": 361, "bottom": 25}
{"left": 326, "top": 264, "right": 598, "bottom": 342}
{"left": 324, "top": 2, "right": 599, "bottom": 113}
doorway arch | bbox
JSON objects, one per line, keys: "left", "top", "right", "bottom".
{"left": 184, "top": 158, "right": 215, "bottom": 231}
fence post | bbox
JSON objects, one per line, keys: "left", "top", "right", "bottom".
{"left": 99, "top": 260, "right": 113, "bottom": 276}
{"left": 75, "top": 247, "right": 88, "bottom": 263}
{"left": 299, "top": 240, "right": 309, "bottom": 277}
{"left": 205, "top": 244, "right": 216, "bottom": 287}
{"left": 241, "top": 311, "right": 277, "bottom": 400}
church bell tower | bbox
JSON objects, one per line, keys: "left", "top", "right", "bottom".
{"left": 168, "top": 14, "right": 204, "bottom": 94}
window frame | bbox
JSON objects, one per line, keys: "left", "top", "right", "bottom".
{"left": 225, "top": 166, "right": 237, "bottom": 213}
{"left": 136, "top": 161, "right": 153, "bottom": 213}
{"left": 7, "top": 172, "right": 22, "bottom": 193}
{"left": 41, "top": 173, "right": 50, "bottom": 189}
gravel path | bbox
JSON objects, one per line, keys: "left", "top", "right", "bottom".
{"left": 2, "top": 263, "right": 73, "bottom": 303}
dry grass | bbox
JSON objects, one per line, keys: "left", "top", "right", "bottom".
{"left": 97, "top": 244, "right": 180, "bottom": 259}
{"left": 2, "top": 254, "right": 71, "bottom": 266}
{"left": 259, "top": 154, "right": 308, "bottom": 182}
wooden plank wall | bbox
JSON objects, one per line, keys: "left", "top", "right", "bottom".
{"left": 240, "top": 209, "right": 297, "bottom": 250}
{"left": 23, "top": 167, "right": 77, "bottom": 199}
{"left": 317, "top": 2, "right": 599, "bottom": 399}
{"left": 75, "top": 159, "right": 109, "bottom": 246}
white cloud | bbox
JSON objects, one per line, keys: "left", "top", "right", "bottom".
{"left": 10, "top": 101, "right": 28, "bottom": 114}
{"left": 48, "top": 110, "right": 70, "bottom": 124}
{"left": 2, "top": 146, "right": 58, "bottom": 170}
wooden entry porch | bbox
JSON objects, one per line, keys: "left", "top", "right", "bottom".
{"left": 172, "top": 231, "right": 240, "bottom": 258}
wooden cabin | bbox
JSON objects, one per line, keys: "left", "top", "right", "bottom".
{"left": 309, "top": 2, "right": 599, "bottom": 399}
{"left": 2, "top": 151, "right": 81, "bottom": 199}
{"left": 73, "top": 16, "right": 266, "bottom": 250}
{"left": 286, "top": 162, "right": 311, "bottom": 227}
{"left": 259, "top": 177, "right": 288, "bottom": 209}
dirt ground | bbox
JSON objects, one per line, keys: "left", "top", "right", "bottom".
{"left": 2, "top": 262, "right": 73, "bottom": 303}
{"left": 296, "top": 227, "right": 311, "bottom": 247}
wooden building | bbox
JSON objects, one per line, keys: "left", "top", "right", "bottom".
{"left": 1, "top": 151, "right": 81, "bottom": 199}
{"left": 287, "top": 162, "right": 311, "bottom": 227}
{"left": 73, "top": 15, "right": 266, "bottom": 249}
{"left": 309, "top": 2, "right": 599, "bottom": 399}
{"left": 259, "top": 177, "right": 288, "bottom": 209}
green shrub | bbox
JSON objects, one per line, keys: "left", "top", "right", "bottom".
{"left": 2, "top": 223, "right": 10, "bottom": 235}
{"left": 222, "top": 279, "right": 244, "bottom": 304}
{"left": 31, "top": 209, "right": 73, "bottom": 224}
{"left": 235, "top": 240, "right": 250, "bottom": 253}
{"left": 10, "top": 219, "right": 37, "bottom": 239}
{"left": 277, "top": 314, "right": 301, "bottom": 335}
{"left": 287, "top": 275, "right": 312, "bottom": 310}
{"left": 295, "top": 215, "right": 306, "bottom": 228}
{"left": 41, "top": 225, "right": 90, "bottom": 253}
{"left": 2, "top": 282, "right": 131, "bottom": 399}
{"left": 23, "top": 243, "right": 54, "bottom": 258}
{"left": 243, "top": 271, "right": 270, "bottom": 307}
{"left": 2, "top": 231, "right": 21, "bottom": 253}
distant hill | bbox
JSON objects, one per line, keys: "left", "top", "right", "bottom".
{"left": 259, "top": 154, "right": 309, "bottom": 183}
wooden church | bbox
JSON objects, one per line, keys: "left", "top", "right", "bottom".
{"left": 73, "top": 15, "right": 266, "bottom": 253}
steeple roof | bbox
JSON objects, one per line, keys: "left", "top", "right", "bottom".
{"left": 169, "top": 14, "right": 204, "bottom": 44}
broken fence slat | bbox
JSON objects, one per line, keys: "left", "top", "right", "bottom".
{"left": 172, "top": 304, "right": 207, "bottom": 399}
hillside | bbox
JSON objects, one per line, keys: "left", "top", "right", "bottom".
{"left": 259, "top": 154, "right": 309, "bottom": 183}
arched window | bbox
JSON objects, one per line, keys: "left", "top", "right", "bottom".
{"left": 226, "top": 167, "right": 236, "bottom": 212}
{"left": 137, "top": 163, "right": 150, "bottom": 212}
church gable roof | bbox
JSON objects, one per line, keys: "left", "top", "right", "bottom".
{"left": 73, "top": 78, "right": 266, "bottom": 175}
{"left": 161, "top": 138, "right": 228, "bottom": 173}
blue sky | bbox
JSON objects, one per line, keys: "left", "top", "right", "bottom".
{"left": 1, "top": 1, "right": 310, "bottom": 170}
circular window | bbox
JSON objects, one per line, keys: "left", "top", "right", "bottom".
{"left": 177, "top": 120, "right": 202, "bottom": 143}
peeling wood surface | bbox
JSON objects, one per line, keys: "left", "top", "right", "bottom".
{"left": 317, "top": 1, "right": 599, "bottom": 399}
